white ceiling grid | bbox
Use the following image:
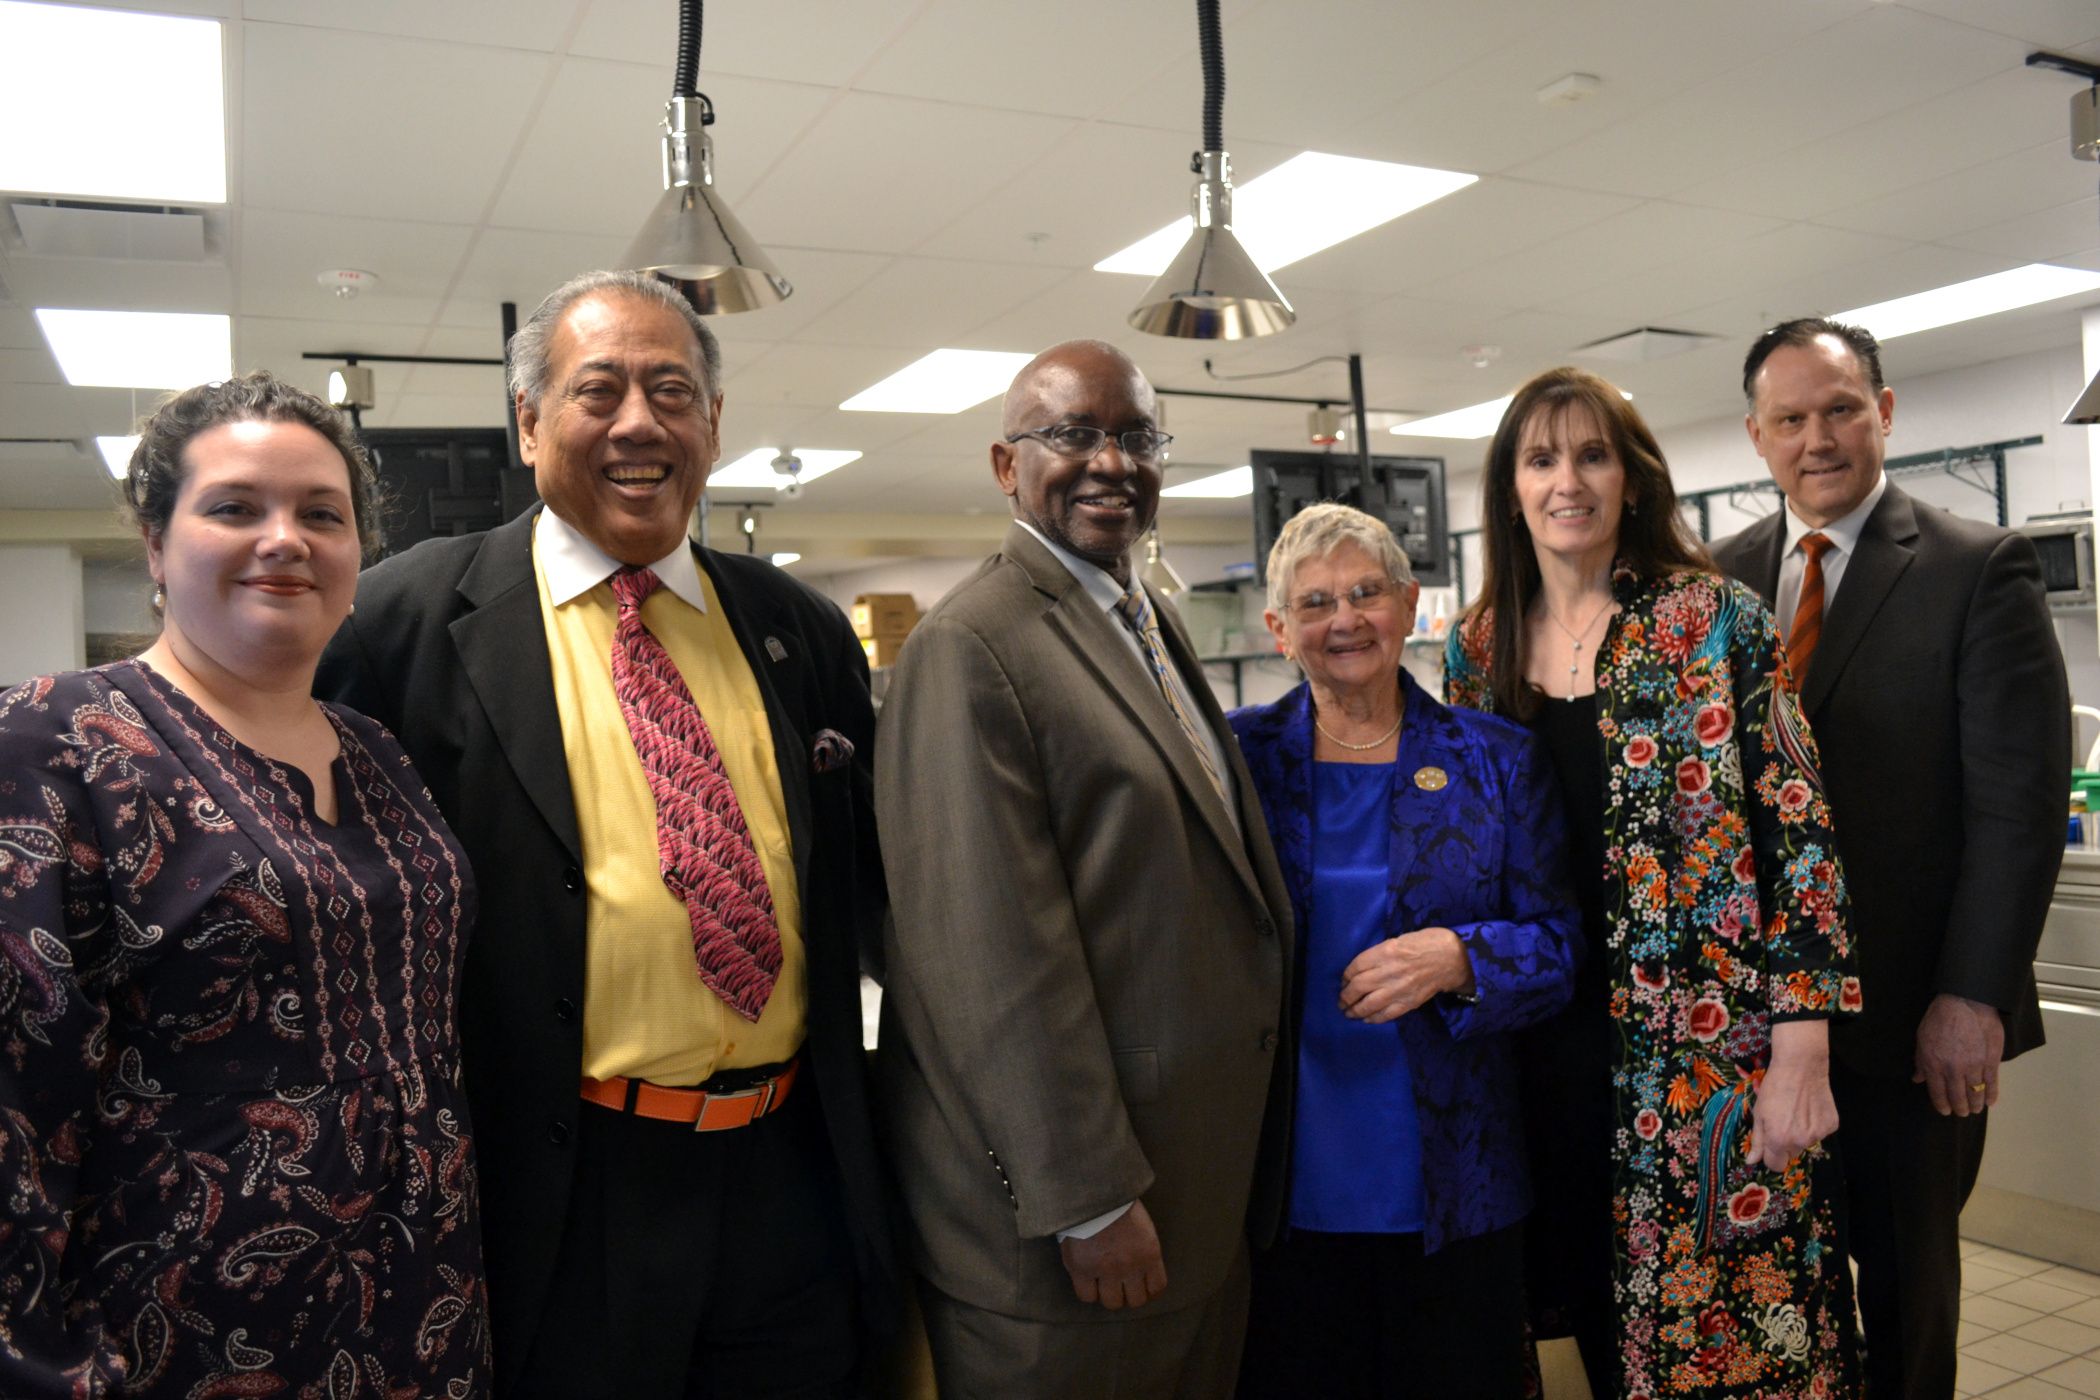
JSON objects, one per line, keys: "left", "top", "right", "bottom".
{"left": 0, "top": 0, "right": 2093, "bottom": 523}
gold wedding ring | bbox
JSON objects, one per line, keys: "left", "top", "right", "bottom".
{"left": 1969, "top": 1083, "right": 1987, "bottom": 1093}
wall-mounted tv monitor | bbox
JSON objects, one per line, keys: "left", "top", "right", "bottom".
{"left": 1250, "top": 450, "right": 1449, "bottom": 587}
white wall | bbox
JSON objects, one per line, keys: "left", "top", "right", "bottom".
{"left": 83, "top": 556, "right": 154, "bottom": 636}
{"left": 0, "top": 546, "right": 85, "bottom": 685}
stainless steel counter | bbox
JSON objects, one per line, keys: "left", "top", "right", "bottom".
{"left": 1963, "top": 849, "right": 2100, "bottom": 1270}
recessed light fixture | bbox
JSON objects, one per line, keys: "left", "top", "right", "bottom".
{"left": 1163, "top": 465, "right": 1254, "bottom": 498}
{"left": 1388, "top": 396, "right": 1513, "bottom": 441}
{"left": 841, "top": 349, "right": 1035, "bottom": 414}
{"left": 35, "top": 309, "right": 232, "bottom": 388}
{"left": 707, "top": 447, "right": 862, "bottom": 490}
{"left": 770, "top": 552, "right": 802, "bottom": 567}
{"left": 0, "top": 1, "right": 225, "bottom": 203}
{"left": 1391, "top": 389, "right": 1630, "bottom": 440}
{"left": 1835, "top": 263, "right": 2100, "bottom": 340}
{"left": 94, "top": 435, "right": 138, "bottom": 479}
{"left": 1098, "top": 153, "right": 1476, "bottom": 278}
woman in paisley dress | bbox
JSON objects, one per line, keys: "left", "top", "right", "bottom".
{"left": 1444, "top": 367, "right": 1861, "bottom": 1400}
{"left": 0, "top": 372, "right": 487, "bottom": 1397}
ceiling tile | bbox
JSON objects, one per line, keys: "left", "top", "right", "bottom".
{"left": 236, "top": 208, "right": 473, "bottom": 323}
{"left": 486, "top": 64, "right": 834, "bottom": 236}
{"left": 572, "top": 0, "right": 928, "bottom": 86}
{"left": 240, "top": 1, "right": 582, "bottom": 50}
{"left": 1501, "top": 6, "right": 2013, "bottom": 199}
{"left": 241, "top": 23, "right": 551, "bottom": 222}
{"left": 788, "top": 256, "right": 1067, "bottom": 349}
{"left": 733, "top": 92, "right": 1077, "bottom": 255}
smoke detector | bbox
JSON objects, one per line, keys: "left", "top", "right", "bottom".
{"left": 317, "top": 268, "right": 378, "bottom": 299}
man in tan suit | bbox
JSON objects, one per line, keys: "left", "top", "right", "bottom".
{"left": 875, "top": 340, "right": 1294, "bottom": 1398}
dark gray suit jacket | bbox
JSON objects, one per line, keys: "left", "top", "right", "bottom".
{"left": 1712, "top": 482, "right": 2067, "bottom": 1078}
{"left": 315, "top": 507, "right": 897, "bottom": 1388}
{"left": 875, "top": 524, "right": 1294, "bottom": 1322}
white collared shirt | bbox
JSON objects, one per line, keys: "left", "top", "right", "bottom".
{"left": 535, "top": 506, "right": 709, "bottom": 613}
{"left": 1775, "top": 472, "right": 1888, "bottom": 640}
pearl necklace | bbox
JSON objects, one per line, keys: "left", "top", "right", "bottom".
{"left": 1315, "top": 713, "right": 1402, "bottom": 751}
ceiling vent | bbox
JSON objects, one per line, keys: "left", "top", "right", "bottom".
{"left": 11, "top": 200, "right": 206, "bottom": 261}
{"left": 1574, "top": 326, "right": 1723, "bottom": 361}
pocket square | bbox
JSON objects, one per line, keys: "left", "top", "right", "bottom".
{"left": 811, "top": 729, "right": 854, "bottom": 774}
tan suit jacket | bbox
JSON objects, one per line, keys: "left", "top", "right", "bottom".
{"left": 875, "top": 524, "right": 1293, "bottom": 1324}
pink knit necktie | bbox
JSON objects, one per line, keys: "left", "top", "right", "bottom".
{"left": 607, "top": 565, "right": 780, "bottom": 1022}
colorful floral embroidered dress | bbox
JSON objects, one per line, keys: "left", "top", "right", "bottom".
{"left": 0, "top": 662, "right": 487, "bottom": 1398}
{"left": 1446, "top": 568, "right": 1861, "bottom": 1400}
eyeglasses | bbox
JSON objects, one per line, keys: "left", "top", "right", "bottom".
{"left": 1284, "top": 579, "right": 1399, "bottom": 623}
{"left": 1003, "top": 424, "right": 1174, "bottom": 466}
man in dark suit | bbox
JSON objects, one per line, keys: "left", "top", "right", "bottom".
{"left": 316, "top": 270, "right": 893, "bottom": 1398}
{"left": 876, "top": 341, "right": 1294, "bottom": 1398}
{"left": 1712, "top": 317, "right": 2068, "bottom": 1400}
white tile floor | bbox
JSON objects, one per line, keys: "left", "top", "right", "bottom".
{"left": 1955, "top": 1242, "right": 2100, "bottom": 1398}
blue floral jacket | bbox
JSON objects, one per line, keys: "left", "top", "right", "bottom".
{"left": 1229, "top": 669, "right": 1582, "bottom": 1252}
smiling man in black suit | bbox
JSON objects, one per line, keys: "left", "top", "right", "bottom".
{"left": 1711, "top": 317, "right": 2068, "bottom": 1400}
{"left": 317, "top": 269, "right": 895, "bottom": 1398}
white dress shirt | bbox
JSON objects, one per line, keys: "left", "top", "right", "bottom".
{"left": 1775, "top": 472, "right": 1888, "bottom": 641}
{"left": 535, "top": 506, "right": 710, "bottom": 613}
{"left": 1016, "top": 522, "right": 1236, "bottom": 1242}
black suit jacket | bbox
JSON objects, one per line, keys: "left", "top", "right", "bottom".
{"left": 1712, "top": 482, "right": 2066, "bottom": 1078}
{"left": 315, "top": 507, "right": 896, "bottom": 1389}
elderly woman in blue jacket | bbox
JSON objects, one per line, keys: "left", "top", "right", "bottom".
{"left": 1229, "top": 503, "right": 1581, "bottom": 1400}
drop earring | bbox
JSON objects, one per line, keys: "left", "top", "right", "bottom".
{"left": 152, "top": 584, "right": 165, "bottom": 610}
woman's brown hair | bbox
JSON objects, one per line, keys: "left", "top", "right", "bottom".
{"left": 1468, "top": 365, "right": 1711, "bottom": 719}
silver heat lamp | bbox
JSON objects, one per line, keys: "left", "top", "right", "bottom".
{"left": 1129, "top": 151, "right": 1294, "bottom": 340}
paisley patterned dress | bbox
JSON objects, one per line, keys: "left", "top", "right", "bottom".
{"left": 1446, "top": 568, "right": 1861, "bottom": 1400}
{"left": 0, "top": 662, "right": 487, "bottom": 1398}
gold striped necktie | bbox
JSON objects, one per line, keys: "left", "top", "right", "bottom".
{"left": 1114, "top": 586, "right": 1228, "bottom": 802}
{"left": 1785, "top": 532, "right": 1834, "bottom": 690}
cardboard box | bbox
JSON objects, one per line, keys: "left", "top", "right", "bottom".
{"left": 862, "top": 635, "right": 908, "bottom": 668}
{"left": 852, "top": 594, "right": 920, "bottom": 641}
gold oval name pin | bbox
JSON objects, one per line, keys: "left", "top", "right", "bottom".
{"left": 1414, "top": 766, "right": 1448, "bottom": 791}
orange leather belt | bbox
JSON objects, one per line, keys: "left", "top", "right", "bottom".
{"left": 580, "top": 1059, "right": 798, "bottom": 1132}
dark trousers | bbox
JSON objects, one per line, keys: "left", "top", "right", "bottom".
{"left": 1831, "top": 1066, "right": 1988, "bottom": 1400}
{"left": 1236, "top": 1225, "right": 1527, "bottom": 1400}
{"left": 515, "top": 1081, "right": 860, "bottom": 1400}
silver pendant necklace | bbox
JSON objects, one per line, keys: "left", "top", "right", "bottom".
{"left": 1547, "top": 597, "right": 1613, "bottom": 700}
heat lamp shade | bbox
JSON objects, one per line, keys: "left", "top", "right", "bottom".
{"left": 1128, "top": 220, "right": 1295, "bottom": 340}
{"left": 621, "top": 182, "right": 791, "bottom": 316}
{"left": 2066, "top": 371, "right": 2100, "bottom": 426}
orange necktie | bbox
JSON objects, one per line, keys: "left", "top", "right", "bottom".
{"left": 1785, "top": 532, "right": 1834, "bottom": 690}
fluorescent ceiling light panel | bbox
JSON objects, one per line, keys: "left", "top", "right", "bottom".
{"left": 36, "top": 309, "right": 232, "bottom": 388}
{"left": 1163, "top": 466, "right": 1253, "bottom": 498}
{"left": 770, "top": 553, "right": 802, "bottom": 567}
{"left": 1096, "top": 153, "right": 1476, "bottom": 276}
{"left": 1389, "top": 396, "right": 1512, "bottom": 441}
{"left": 0, "top": 2, "right": 225, "bottom": 203}
{"left": 1835, "top": 264, "right": 2100, "bottom": 340}
{"left": 841, "top": 349, "right": 1034, "bottom": 413}
{"left": 95, "top": 435, "right": 138, "bottom": 479}
{"left": 707, "top": 447, "right": 862, "bottom": 490}
{"left": 1389, "top": 389, "right": 1630, "bottom": 441}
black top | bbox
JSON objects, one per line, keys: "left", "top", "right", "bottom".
{"left": 1527, "top": 693, "right": 1608, "bottom": 1005}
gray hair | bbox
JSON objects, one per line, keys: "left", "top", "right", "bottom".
{"left": 506, "top": 270, "right": 723, "bottom": 410}
{"left": 1264, "top": 501, "right": 1414, "bottom": 612}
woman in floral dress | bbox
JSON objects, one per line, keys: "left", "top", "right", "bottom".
{"left": 0, "top": 373, "right": 486, "bottom": 1397}
{"left": 1444, "top": 367, "right": 1860, "bottom": 1399}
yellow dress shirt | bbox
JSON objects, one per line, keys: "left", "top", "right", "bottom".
{"left": 533, "top": 510, "right": 805, "bottom": 1086}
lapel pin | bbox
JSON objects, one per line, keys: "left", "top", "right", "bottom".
{"left": 1414, "top": 766, "right": 1448, "bottom": 791}
{"left": 764, "top": 636, "right": 788, "bottom": 662}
